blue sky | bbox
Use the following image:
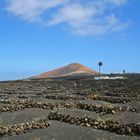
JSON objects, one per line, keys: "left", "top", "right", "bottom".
{"left": 0, "top": 0, "right": 140, "bottom": 80}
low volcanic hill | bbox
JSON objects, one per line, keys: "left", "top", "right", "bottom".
{"left": 31, "top": 63, "right": 98, "bottom": 79}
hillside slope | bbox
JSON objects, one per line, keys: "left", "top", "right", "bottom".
{"left": 31, "top": 63, "right": 98, "bottom": 79}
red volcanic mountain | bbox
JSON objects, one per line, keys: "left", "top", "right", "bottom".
{"left": 31, "top": 63, "right": 98, "bottom": 79}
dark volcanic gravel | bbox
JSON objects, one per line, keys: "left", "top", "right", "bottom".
{"left": 0, "top": 74, "right": 140, "bottom": 139}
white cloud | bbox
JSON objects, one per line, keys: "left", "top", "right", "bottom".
{"left": 6, "top": 0, "right": 66, "bottom": 22}
{"left": 5, "top": 0, "right": 129, "bottom": 36}
{"left": 48, "top": 4, "right": 95, "bottom": 26}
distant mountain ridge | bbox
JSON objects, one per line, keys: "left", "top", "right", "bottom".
{"left": 31, "top": 63, "right": 98, "bottom": 79}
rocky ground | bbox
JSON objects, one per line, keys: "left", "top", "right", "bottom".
{"left": 0, "top": 74, "right": 140, "bottom": 140}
